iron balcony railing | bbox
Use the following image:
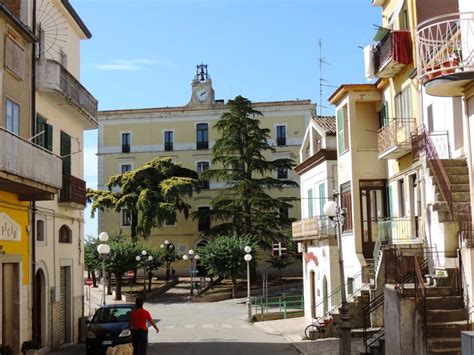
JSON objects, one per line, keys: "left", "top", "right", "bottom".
{"left": 416, "top": 12, "right": 474, "bottom": 82}
{"left": 164, "top": 142, "right": 173, "bottom": 151}
{"left": 377, "top": 118, "right": 415, "bottom": 156}
{"left": 0, "top": 127, "right": 62, "bottom": 189}
{"left": 292, "top": 216, "right": 334, "bottom": 241}
{"left": 59, "top": 174, "right": 86, "bottom": 205}
{"left": 196, "top": 141, "right": 209, "bottom": 150}
{"left": 276, "top": 137, "right": 286, "bottom": 146}
{"left": 373, "top": 30, "right": 413, "bottom": 75}
{"left": 36, "top": 59, "right": 98, "bottom": 124}
{"left": 377, "top": 216, "right": 424, "bottom": 245}
{"left": 121, "top": 144, "right": 130, "bottom": 153}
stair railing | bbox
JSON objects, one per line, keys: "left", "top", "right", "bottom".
{"left": 308, "top": 270, "right": 369, "bottom": 327}
{"left": 458, "top": 203, "right": 473, "bottom": 247}
{"left": 459, "top": 249, "right": 473, "bottom": 331}
{"left": 411, "top": 124, "right": 454, "bottom": 219}
{"left": 362, "top": 292, "right": 385, "bottom": 353}
{"left": 413, "top": 255, "right": 427, "bottom": 347}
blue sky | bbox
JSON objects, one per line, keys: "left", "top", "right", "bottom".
{"left": 77, "top": 0, "right": 381, "bottom": 237}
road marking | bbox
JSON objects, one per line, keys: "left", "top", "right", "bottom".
{"left": 184, "top": 324, "right": 195, "bottom": 329}
{"left": 165, "top": 325, "right": 176, "bottom": 329}
{"left": 240, "top": 324, "right": 251, "bottom": 329}
{"left": 203, "top": 324, "right": 213, "bottom": 328}
{"left": 222, "top": 324, "right": 232, "bottom": 328}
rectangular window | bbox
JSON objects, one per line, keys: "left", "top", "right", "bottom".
{"left": 427, "top": 104, "right": 434, "bottom": 133}
{"left": 398, "top": 179, "right": 405, "bottom": 217}
{"left": 36, "top": 220, "right": 45, "bottom": 242}
{"left": 197, "top": 161, "right": 210, "bottom": 189}
{"left": 121, "top": 208, "right": 131, "bottom": 227}
{"left": 6, "top": 98, "right": 19, "bottom": 135}
{"left": 121, "top": 133, "right": 131, "bottom": 153}
{"left": 380, "top": 101, "right": 389, "bottom": 128}
{"left": 164, "top": 131, "right": 173, "bottom": 151}
{"left": 276, "top": 125, "right": 286, "bottom": 146}
{"left": 164, "top": 215, "right": 175, "bottom": 227}
{"left": 121, "top": 164, "right": 132, "bottom": 174}
{"left": 35, "top": 115, "right": 53, "bottom": 151}
{"left": 395, "top": 86, "right": 412, "bottom": 119}
{"left": 340, "top": 182, "right": 352, "bottom": 232}
{"left": 196, "top": 123, "right": 209, "bottom": 150}
{"left": 319, "top": 183, "right": 326, "bottom": 216}
{"left": 60, "top": 131, "right": 71, "bottom": 175}
{"left": 277, "top": 167, "right": 288, "bottom": 179}
{"left": 279, "top": 207, "right": 289, "bottom": 220}
{"left": 307, "top": 189, "right": 313, "bottom": 218}
{"left": 198, "top": 206, "right": 210, "bottom": 232}
{"left": 337, "top": 106, "right": 349, "bottom": 154}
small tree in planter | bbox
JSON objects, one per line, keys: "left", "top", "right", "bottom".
{"left": 144, "top": 250, "right": 164, "bottom": 291}
{"left": 84, "top": 235, "right": 101, "bottom": 287}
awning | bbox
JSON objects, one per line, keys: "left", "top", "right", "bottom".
{"left": 373, "top": 26, "right": 390, "bottom": 41}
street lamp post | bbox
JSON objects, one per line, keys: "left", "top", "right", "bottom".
{"left": 136, "top": 250, "right": 153, "bottom": 295}
{"left": 183, "top": 249, "right": 200, "bottom": 301}
{"left": 160, "top": 240, "right": 175, "bottom": 281}
{"left": 324, "top": 194, "right": 350, "bottom": 355}
{"left": 244, "top": 246, "right": 252, "bottom": 321}
{"left": 97, "top": 232, "right": 110, "bottom": 306}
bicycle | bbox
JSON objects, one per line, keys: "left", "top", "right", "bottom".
{"left": 304, "top": 315, "right": 338, "bottom": 340}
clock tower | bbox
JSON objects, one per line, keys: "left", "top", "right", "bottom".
{"left": 189, "top": 63, "right": 215, "bottom": 106}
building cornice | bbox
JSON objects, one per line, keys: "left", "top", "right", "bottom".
{"left": 294, "top": 149, "right": 337, "bottom": 175}
{"left": 328, "top": 84, "right": 378, "bottom": 105}
{"left": 60, "top": 0, "right": 92, "bottom": 39}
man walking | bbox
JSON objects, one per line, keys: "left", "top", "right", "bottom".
{"left": 129, "top": 296, "right": 159, "bottom": 355}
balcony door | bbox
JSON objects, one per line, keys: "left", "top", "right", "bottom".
{"left": 360, "top": 180, "right": 387, "bottom": 259}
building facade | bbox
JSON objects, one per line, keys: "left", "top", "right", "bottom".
{"left": 98, "top": 65, "right": 315, "bottom": 274}
{"left": 34, "top": 0, "right": 97, "bottom": 349}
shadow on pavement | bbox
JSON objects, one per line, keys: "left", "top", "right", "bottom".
{"left": 149, "top": 342, "right": 301, "bottom": 355}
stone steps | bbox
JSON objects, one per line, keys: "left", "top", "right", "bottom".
{"left": 426, "top": 308, "right": 466, "bottom": 323}
{"left": 440, "top": 159, "right": 467, "bottom": 168}
{"left": 425, "top": 320, "right": 468, "bottom": 338}
{"left": 436, "top": 192, "right": 470, "bottom": 203}
{"left": 425, "top": 296, "right": 464, "bottom": 310}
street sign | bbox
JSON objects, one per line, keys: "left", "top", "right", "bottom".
{"left": 85, "top": 278, "right": 93, "bottom": 287}
{"left": 127, "top": 271, "right": 134, "bottom": 278}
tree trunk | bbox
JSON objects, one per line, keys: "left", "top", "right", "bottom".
{"left": 148, "top": 271, "right": 153, "bottom": 291}
{"left": 92, "top": 271, "right": 97, "bottom": 288}
{"left": 131, "top": 210, "right": 138, "bottom": 242}
{"left": 231, "top": 276, "right": 238, "bottom": 298}
{"left": 115, "top": 273, "right": 123, "bottom": 300}
{"left": 107, "top": 271, "right": 113, "bottom": 295}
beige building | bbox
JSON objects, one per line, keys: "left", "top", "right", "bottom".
{"left": 34, "top": 0, "right": 97, "bottom": 349}
{"left": 98, "top": 65, "right": 315, "bottom": 273}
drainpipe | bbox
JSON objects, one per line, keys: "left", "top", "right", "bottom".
{"left": 31, "top": 0, "right": 37, "bottom": 344}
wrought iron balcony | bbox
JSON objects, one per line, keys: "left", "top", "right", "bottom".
{"left": 373, "top": 30, "right": 412, "bottom": 78}
{"left": 292, "top": 216, "right": 334, "bottom": 241}
{"left": 416, "top": 12, "right": 474, "bottom": 96}
{"left": 376, "top": 217, "right": 424, "bottom": 245}
{"left": 164, "top": 142, "right": 173, "bottom": 151}
{"left": 36, "top": 59, "right": 98, "bottom": 129}
{"left": 377, "top": 118, "right": 415, "bottom": 159}
{"left": 59, "top": 174, "right": 86, "bottom": 206}
{"left": 121, "top": 144, "right": 130, "bottom": 153}
{"left": 276, "top": 137, "right": 286, "bottom": 146}
{"left": 0, "top": 128, "right": 62, "bottom": 200}
{"left": 196, "top": 141, "right": 209, "bottom": 150}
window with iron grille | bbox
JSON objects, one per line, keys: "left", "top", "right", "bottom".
{"left": 121, "top": 133, "right": 131, "bottom": 153}
{"left": 59, "top": 225, "right": 72, "bottom": 243}
{"left": 164, "top": 131, "right": 173, "bottom": 151}
{"left": 276, "top": 125, "right": 286, "bottom": 146}
{"left": 196, "top": 123, "right": 208, "bottom": 150}
{"left": 340, "top": 182, "right": 352, "bottom": 232}
{"left": 197, "top": 161, "right": 210, "bottom": 189}
{"left": 277, "top": 167, "right": 288, "bottom": 179}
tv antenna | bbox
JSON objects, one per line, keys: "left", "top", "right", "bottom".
{"left": 318, "top": 39, "right": 337, "bottom": 117}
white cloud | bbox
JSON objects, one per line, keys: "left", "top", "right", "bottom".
{"left": 93, "top": 58, "right": 176, "bottom": 71}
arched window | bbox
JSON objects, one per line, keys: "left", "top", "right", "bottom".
{"left": 59, "top": 225, "right": 72, "bottom": 243}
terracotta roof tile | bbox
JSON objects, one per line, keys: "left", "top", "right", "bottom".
{"left": 312, "top": 115, "right": 336, "bottom": 135}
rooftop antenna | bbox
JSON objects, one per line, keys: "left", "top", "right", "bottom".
{"left": 318, "top": 39, "right": 337, "bottom": 117}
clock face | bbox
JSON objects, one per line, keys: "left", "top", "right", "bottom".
{"left": 194, "top": 88, "right": 209, "bottom": 102}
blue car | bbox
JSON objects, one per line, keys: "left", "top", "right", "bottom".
{"left": 86, "top": 304, "right": 134, "bottom": 354}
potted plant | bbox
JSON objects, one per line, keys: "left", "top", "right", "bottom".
{"left": 441, "top": 48, "right": 461, "bottom": 75}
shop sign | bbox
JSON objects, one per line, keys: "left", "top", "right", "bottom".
{"left": 0, "top": 212, "right": 20, "bottom": 241}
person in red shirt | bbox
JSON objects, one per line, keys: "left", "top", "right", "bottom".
{"left": 129, "top": 296, "right": 159, "bottom": 355}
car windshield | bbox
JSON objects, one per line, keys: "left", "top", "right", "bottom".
{"left": 92, "top": 307, "right": 133, "bottom": 323}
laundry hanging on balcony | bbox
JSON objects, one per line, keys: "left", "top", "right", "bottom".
{"left": 364, "top": 44, "right": 375, "bottom": 80}
{"left": 392, "top": 31, "right": 412, "bottom": 65}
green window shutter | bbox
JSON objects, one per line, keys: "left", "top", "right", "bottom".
{"left": 337, "top": 108, "right": 345, "bottom": 153}
{"left": 35, "top": 115, "right": 45, "bottom": 148}
{"left": 319, "top": 183, "right": 326, "bottom": 215}
{"left": 382, "top": 101, "right": 389, "bottom": 127}
{"left": 46, "top": 123, "right": 53, "bottom": 151}
{"left": 60, "top": 131, "right": 71, "bottom": 175}
{"left": 307, "top": 189, "right": 313, "bottom": 217}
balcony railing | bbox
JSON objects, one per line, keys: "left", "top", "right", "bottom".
{"left": 277, "top": 137, "right": 286, "bottom": 146}
{"left": 377, "top": 118, "right": 415, "bottom": 159}
{"left": 196, "top": 141, "right": 209, "bottom": 150}
{"left": 373, "top": 30, "right": 412, "bottom": 78}
{"left": 416, "top": 12, "right": 474, "bottom": 89}
{"left": 164, "top": 142, "right": 173, "bottom": 151}
{"left": 0, "top": 127, "right": 62, "bottom": 191}
{"left": 292, "top": 216, "right": 334, "bottom": 241}
{"left": 59, "top": 174, "right": 86, "bottom": 206}
{"left": 36, "top": 59, "right": 98, "bottom": 127}
{"left": 377, "top": 217, "right": 424, "bottom": 245}
{"left": 122, "top": 144, "right": 130, "bottom": 153}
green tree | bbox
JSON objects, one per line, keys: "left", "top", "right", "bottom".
{"left": 196, "top": 95, "right": 298, "bottom": 246}
{"left": 84, "top": 235, "right": 101, "bottom": 287}
{"left": 196, "top": 234, "right": 256, "bottom": 298}
{"left": 87, "top": 158, "right": 200, "bottom": 241}
{"left": 144, "top": 250, "right": 164, "bottom": 291}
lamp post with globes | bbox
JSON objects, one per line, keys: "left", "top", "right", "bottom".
{"left": 244, "top": 246, "right": 252, "bottom": 321}
{"left": 97, "top": 232, "right": 110, "bottom": 306}
{"left": 136, "top": 250, "right": 153, "bottom": 295}
{"left": 324, "top": 193, "right": 350, "bottom": 355}
{"left": 160, "top": 240, "right": 175, "bottom": 281}
{"left": 182, "top": 249, "right": 200, "bottom": 301}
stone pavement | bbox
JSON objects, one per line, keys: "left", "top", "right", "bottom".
{"left": 254, "top": 317, "right": 365, "bottom": 355}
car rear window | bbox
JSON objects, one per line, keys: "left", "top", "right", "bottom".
{"left": 92, "top": 307, "right": 133, "bottom": 323}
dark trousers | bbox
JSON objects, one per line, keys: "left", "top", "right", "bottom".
{"left": 131, "top": 329, "right": 148, "bottom": 355}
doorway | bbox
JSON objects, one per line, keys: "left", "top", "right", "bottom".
{"left": 309, "top": 270, "right": 316, "bottom": 318}
{"left": 2, "top": 263, "right": 20, "bottom": 354}
{"left": 34, "top": 269, "right": 47, "bottom": 346}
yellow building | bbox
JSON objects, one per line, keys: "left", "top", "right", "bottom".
{"left": 98, "top": 65, "right": 315, "bottom": 274}
{"left": 0, "top": 1, "right": 62, "bottom": 352}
